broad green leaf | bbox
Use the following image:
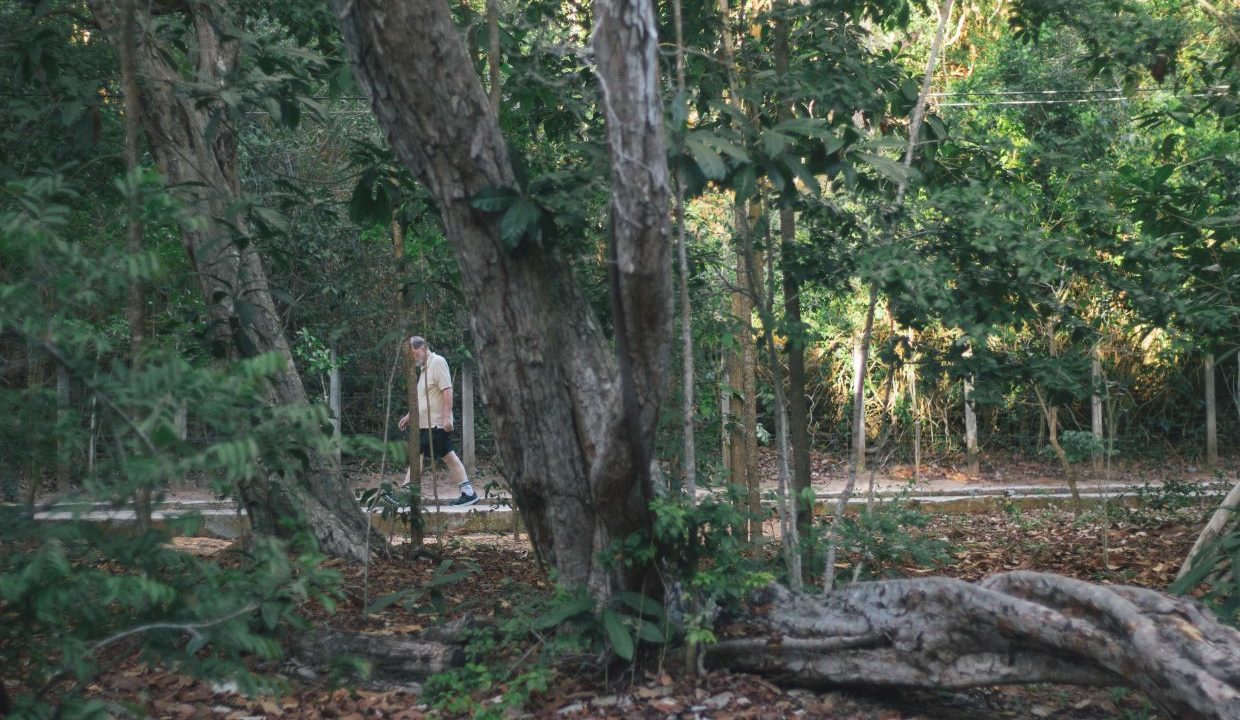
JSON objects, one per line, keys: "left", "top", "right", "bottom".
{"left": 500, "top": 198, "right": 542, "bottom": 249}
{"left": 761, "top": 130, "right": 790, "bottom": 158}
{"left": 529, "top": 596, "right": 593, "bottom": 630}
{"left": 470, "top": 186, "right": 519, "bottom": 213}
{"left": 613, "top": 591, "right": 665, "bottom": 619}
{"left": 856, "top": 153, "right": 913, "bottom": 185}
{"left": 732, "top": 164, "right": 756, "bottom": 201}
{"left": 685, "top": 135, "right": 727, "bottom": 181}
{"left": 603, "top": 610, "right": 634, "bottom": 660}
{"left": 636, "top": 619, "right": 665, "bottom": 644}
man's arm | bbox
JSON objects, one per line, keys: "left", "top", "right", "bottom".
{"left": 441, "top": 387, "right": 454, "bottom": 431}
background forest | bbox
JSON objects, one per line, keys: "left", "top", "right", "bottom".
{"left": 2, "top": 0, "right": 1240, "bottom": 717}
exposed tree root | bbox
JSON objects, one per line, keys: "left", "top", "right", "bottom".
{"left": 706, "top": 572, "right": 1240, "bottom": 720}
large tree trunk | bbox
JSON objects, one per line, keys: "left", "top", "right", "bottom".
{"left": 708, "top": 573, "right": 1240, "bottom": 720}
{"left": 89, "top": 0, "right": 372, "bottom": 560}
{"left": 336, "top": 0, "right": 671, "bottom": 598}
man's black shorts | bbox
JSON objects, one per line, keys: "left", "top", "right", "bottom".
{"left": 419, "top": 428, "right": 454, "bottom": 461}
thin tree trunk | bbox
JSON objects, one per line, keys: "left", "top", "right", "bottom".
{"left": 405, "top": 343, "right": 424, "bottom": 546}
{"left": 908, "top": 338, "right": 921, "bottom": 480}
{"left": 743, "top": 245, "right": 762, "bottom": 541}
{"left": 826, "top": 288, "right": 878, "bottom": 592}
{"left": 23, "top": 343, "right": 43, "bottom": 505}
{"left": 87, "top": 391, "right": 99, "bottom": 477}
{"left": 721, "top": 350, "right": 731, "bottom": 477}
{"left": 1036, "top": 319, "right": 1079, "bottom": 512}
{"left": 964, "top": 374, "right": 979, "bottom": 477}
{"left": 774, "top": 2, "right": 812, "bottom": 566}
{"left": 672, "top": 0, "right": 696, "bottom": 502}
{"left": 851, "top": 291, "right": 877, "bottom": 476}
{"left": 174, "top": 402, "right": 187, "bottom": 487}
{"left": 329, "top": 341, "right": 342, "bottom": 468}
{"left": 1092, "top": 345, "right": 1103, "bottom": 474}
{"left": 1206, "top": 352, "right": 1218, "bottom": 469}
{"left": 119, "top": 0, "right": 152, "bottom": 532}
{"left": 888, "top": 0, "right": 953, "bottom": 482}
{"left": 746, "top": 207, "right": 800, "bottom": 590}
{"left": 717, "top": 0, "right": 761, "bottom": 541}
{"left": 55, "top": 364, "right": 70, "bottom": 490}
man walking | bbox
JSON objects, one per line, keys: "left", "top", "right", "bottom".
{"left": 399, "top": 336, "right": 478, "bottom": 506}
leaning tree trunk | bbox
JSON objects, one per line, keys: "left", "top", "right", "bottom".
{"left": 708, "top": 573, "right": 1240, "bottom": 720}
{"left": 336, "top": 0, "right": 672, "bottom": 599}
{"left": 89, "top": 0, "right": 373, "bottom": 561}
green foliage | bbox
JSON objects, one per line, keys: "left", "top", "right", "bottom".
{"left": 1058, "top": 430, "right": 1105, "bottom": 465}
{"left": 1171, "top": 514, "right": 1240, "bottom": 627}
{"left": 831, "top": 491, "right": 954, "bottom": 580}
{"left": 0, "top": 153, "right": 342, "bottom": 717}
{"left": 366, "top": 558, "right": 479, "bottom": 617}
{"left": 651, "top": 487, "right": 775, "bottom": 610}
{"left": 420, "top": 582, "right": 665, "bottom": 718}
{"left": 0, "top": 510, "right": 341, "bottom": 717}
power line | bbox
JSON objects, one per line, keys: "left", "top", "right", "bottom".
{"left": 928, "top": 84, "right": 1230, "bottom": 98}
{"left": 935, "top": 89, "right": 1233, "bottom": 108}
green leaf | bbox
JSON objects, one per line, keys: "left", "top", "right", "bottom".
{"left": 761, "top": 130, "right": 790, "bottom": 158}
{"left": 685, "top": 135, "right": 727, "bottom": 181}
{"left": 782, "top": 156, "right": 821, "bottom": 196}
{"left": 348, "top": 171, "right": 391, "bottom": 227}
{"left": 776, "top": 118, "right": 835, "bottom": 140}
{"left": 366, "top": 588, "right": 424, "bottom": 614}
{"left": 500, "top": 198, "right": 542, "bottom": 250}
{"left": 260, "top": 602, "right": 282, "bottom": 630}
{"left": 603, "top": 610, "right": 634, "bottom": 660}
{"left": 636, "top": 619, "right": 665, "bottom": 644}
{"left": 856, "top": 152, "right": 912, "bottom": 185}
{"left": 1150, "top": 164, "right": 1175, "bottom": 190}
{"left": 732, "top": 164, "right": 756, "bottom": 201}
{"left": 612, "top": 591, "right": 664, "bottom": 619}
{"left": 470, "top": 186, "right": 519, "bottom": 213}
{"left": 670, "top": 90, "right": 689, "bottom": 130}
{"left": 529, "top": 596, "right": 593, "bottom": 630}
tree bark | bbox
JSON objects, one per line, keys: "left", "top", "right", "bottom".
{"left": 1092, "top": 345, "right": 1103, "bottom": 474}
{"left": 1206, "top": 353, "right": 1218, "bottom": 469}
{"left": 671, "top": 0, "right": 696, "bottom": 502}
{"left": 335, "top": 0, "right": 671, "bottom": 598}
{"left": 774, "top": 4, "right": 812, "bottom": 565}
{"left": 295, "top": 626, "right": 466, "bottom": 687}
{"left": 709, "top": 573, "right": 1240, "bottom": 720}
{"left": 89, "top": 0, "right": 373, "bottom": 560}
{"left": 964, "top": 374, "right": 979, "bottom": 477}
{"left": 1177, "top": 475, "right": 1240, "bottom": 582}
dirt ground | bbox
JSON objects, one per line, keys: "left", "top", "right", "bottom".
{"left": 55, "top": 451, "right": 1235, "bottom": 719}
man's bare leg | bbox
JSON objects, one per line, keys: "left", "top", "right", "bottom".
{"left": 442, "top": 451, "right": 475, "bottom": 497}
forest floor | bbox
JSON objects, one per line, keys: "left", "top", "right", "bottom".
{"left": 64, "top": 452, "right": 1240, "bottom": 718}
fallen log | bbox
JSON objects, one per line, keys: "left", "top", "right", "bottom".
{"left": 706, "top": 571, "right": 1240, "bottom": 720}
{"left": 294, "top": 625, "right": 465, "bottom": 688}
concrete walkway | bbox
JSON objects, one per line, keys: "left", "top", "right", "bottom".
{"left": 15, "top": 475, "right": 1229, "bottom": 540}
